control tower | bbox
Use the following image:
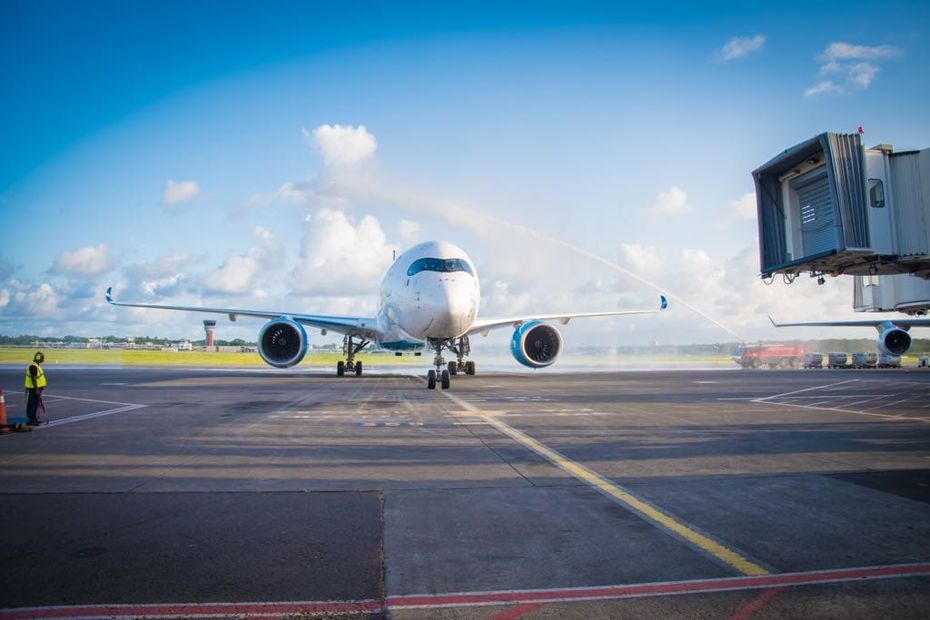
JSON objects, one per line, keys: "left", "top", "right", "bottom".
{"left": 203, "top": 320, "right": 216, "bottom": 349}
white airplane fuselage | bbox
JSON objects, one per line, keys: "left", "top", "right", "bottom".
{"left": 376, "top": 241, "right": 480, "bottom": 348}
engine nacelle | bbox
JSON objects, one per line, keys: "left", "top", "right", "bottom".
{"left": 510, "top": 321, "right": 563, "bottom": 368}
{"left": 258, "top": 317, "right": 309, "bottom": 368}
{"left": 877, "top": 327, "right": 911, "bottom": 356}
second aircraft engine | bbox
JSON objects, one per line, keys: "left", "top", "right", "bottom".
{"left": 258, "top": 317, "right": 309, "bottom": 368}
{"left": 877, "top": 326, "right": 911, "bottom": 356}
{"left": 510, "top": 321, "right": 563, "bottom": 368}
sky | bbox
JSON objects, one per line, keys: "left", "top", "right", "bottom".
{"left": 2, "top": 1, "right": 930, "bottom": 349}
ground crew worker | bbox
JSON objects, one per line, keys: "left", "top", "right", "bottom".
{"left": 25, "top": 351, "right": 46, "bottom": 426}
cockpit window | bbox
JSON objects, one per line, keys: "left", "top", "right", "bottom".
{"left": 407, "top": 257, "right": 475, "bottom": 277}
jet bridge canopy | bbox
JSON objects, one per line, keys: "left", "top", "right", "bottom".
{"left": 753, "top": 132, "right": 871, "bottom": 278}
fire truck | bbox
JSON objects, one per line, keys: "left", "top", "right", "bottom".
{"left": 733, "top": 343, "right": 806, "bottom": 369}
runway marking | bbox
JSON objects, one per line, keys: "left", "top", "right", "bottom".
{"left": 753, "top": 379, "right": 930, "bottom": 424}
{"left": 4, "top": 562, "right": 928, "bottom": 618}
{"left": 431, "top": 381, "right": 770, "bottom": 577}
{"left": 757, "top": 379, "right": 860, "bottom": 400}
{"left": 1, "top": 395, "right": 148, "bottom": 432}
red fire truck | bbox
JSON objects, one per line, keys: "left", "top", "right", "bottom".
{"left": 733, "top": 343, "right": 806, "bottom": 369}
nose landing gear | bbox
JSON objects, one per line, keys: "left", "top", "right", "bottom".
{"left": 426, "top": 336, "right": 474, "bottom": 389}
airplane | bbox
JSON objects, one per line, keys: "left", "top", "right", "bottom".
{"left": 769, "top": 315, "right": 930, "bottom": 356}
{"left": 107, "top": 240, "right": 667, "bottom": 389}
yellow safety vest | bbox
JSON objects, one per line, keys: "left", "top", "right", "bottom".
{"left": 25, "top": 363, "right": 47, "bottom": 389}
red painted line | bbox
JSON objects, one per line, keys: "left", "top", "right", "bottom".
{"left": 729, "top": 588, "right": 782, "bottom": 620}
{"left": 3, "top": 563, "right": 929, "bottom": 618}
{"left": 484, "top": 603, "right": 543, "bottom": 620}
{"left": 0, "top": 600, "right": 382, "bottom": 620}
{"left": 387, "top": 562, "right": 930, "bottom": 609}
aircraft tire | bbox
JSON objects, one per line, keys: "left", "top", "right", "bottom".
{"left": 441, "top": 369, "right": 451, "bottom": 389}
{"left": 465, "top": 361, "right": 475, "bottom": 375}
{"left": 448, "top": 361, "right": 458, "bottom": 375}
{"left": 337, "top": 361, "right": 345, "bottom": 376}
{"left": 355, "top": 361, "right": 363, "bottom": 376}
{"left": 427, "top": 369, "right": 437, "bottom": 389}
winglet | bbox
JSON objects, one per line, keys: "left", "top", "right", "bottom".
{"left": 768, "top": 314, "right": 779, "bottom": 327}
{"left": 660, "top": 295, "right": 668, "bottom": 311}
{"left": 105, "top": 287, "right": 114, "bottom": 304}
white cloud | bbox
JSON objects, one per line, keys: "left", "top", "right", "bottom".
{"left": 720, "top": 35, "right": 766, "bottom": 60}
{"left": 51, "top": 244, "right": 110, "bottom": 277}
{"left": 205, "top": 255, "right": 260, "bottom": 295}
{"left": 0, "top": 280, "right": 61, "bottom": 318}
{"left": 650, "top": 186, "right": 693, "bottom": 216}
{"left": 716, "top": 192, "right": 758, "bottom": 228}
{"left": 162, "top": 179, "right": 201, "bottom": 205}
{"left": 289, "top": 209, "right": 395, "bottom": 296}
{"left": 806, "top": 42, "right": 900, "bottom": 96}
{"left": 397, "top": 219, "right": 422, "bottom": 244}
{"left": 821, "top": 42, "right": 899, "bottom": 61}
{"left": 804, "top": 80, "right": 840, "bottom": 97}
{"left": 307, "top": 124, "right": 377, "bottom": 166}
{"left": 247, "top": 181, "right": 314, "bottom": 207}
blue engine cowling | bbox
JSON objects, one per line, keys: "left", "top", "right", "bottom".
{"left": 258, "top": 317, "right": 309, "bottom": 368}
{"left": 510, "top": 321, "right": 563, "bottom": 368}
{"left": 877, "top": 327, "right": 911, "bottom": 356}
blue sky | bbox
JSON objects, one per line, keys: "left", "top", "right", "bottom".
{"left": 2, "top": 1, "right": 930, "bottom": 346}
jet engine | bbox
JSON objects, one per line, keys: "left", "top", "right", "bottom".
{"left": 510, "top": 321, "right": 563, "bottom": 368}
{"left": 258, "top": 317, "right": 309, "bottom": 368}
{"left": 877, "top": 326, "right": 911, "bottom": 356}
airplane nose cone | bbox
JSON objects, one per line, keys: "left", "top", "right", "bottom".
{"left": 422, "top": 281, "right": 476, "bottom": 338}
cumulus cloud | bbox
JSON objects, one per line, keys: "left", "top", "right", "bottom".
{"left": 246, "top": 181, "right": 315, "bottom": 207}
{"left": 650, "top": 186, "right": 693, "bottom": 216}
{"left": 205, "top": 255, "right": 260, "bottom": 295}
{"left": 716, "top": 192, "right": 757, "bottom": 228}
{"left": 397, "top": 219, "right": 422, "bottom": 244}
{"left": 162, "top": 179, "right": 201, "bottom": 205}
{"left": 806, "top": 41, "right": 900, "bottom": 96}
{"left": 51, "top": 244, "right": 110, "bottom": 277}
{"left": 720, "top": 35, "right": 766, "bottom": 60}
{"left": 123, "top": 252, "right": 193, "bottom": 297}
{"left": 289, "top": 209, "right": 395, "bottom": 296}
{"left": 306, "top": 124, "right": 377, "bottom": 167}
{"left": 0, "top": 280, "right": 62, "bottom": 318}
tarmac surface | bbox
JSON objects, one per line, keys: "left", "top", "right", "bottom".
{"left": 1, "top": 365, "right": 929, "bottom": 619}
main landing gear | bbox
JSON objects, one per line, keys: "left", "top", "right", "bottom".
{"left": 336, "top": 335, "right": 369, "bottom": 377}
{"left": 426, "top": 336, "right": 476, "bottom": 390}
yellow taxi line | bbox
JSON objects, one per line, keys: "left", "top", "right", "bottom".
{"left": 437, "top": 386, "right": 770, "bottom": 576}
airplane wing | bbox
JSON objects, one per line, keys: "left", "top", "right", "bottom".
{"left": 105, "top": 287, "right": 384, "bottom": 340}
{"left": 467, "top": 295, "right": 668, "bottom": 336}
{"left": 769, "top": 315, "right": 930, "bottom": 329}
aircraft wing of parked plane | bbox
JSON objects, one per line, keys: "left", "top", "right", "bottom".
{"left": 107, "top": 240, "right": 666, "bottom": 389}
{"left": 768, "top": 314, "right": 930, "bottom": 357}
{"left": 106, "top": 288, "right": 383, "bottom": 340}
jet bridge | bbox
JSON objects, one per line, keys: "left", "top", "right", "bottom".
{"left": 753, "top": 132, "right": 930, "bottom": 281}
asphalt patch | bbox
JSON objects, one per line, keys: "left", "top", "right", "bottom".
{"left": 0, "top": 491, "right": 383, "bottom": 609}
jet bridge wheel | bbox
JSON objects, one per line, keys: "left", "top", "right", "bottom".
{"left": 337, "top": 361, "right": 345, "bottom": 376}
{"left": 441, "top": 369, "right": 451, "bottom": 389}
{"left": 355, "top": 361, "right": 363, "bottom": 376}
{"left": 427, "top": 369, "right": 437, "bottom": 389}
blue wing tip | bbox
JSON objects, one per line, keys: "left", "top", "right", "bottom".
{"left": 105, "top": 287, "right": 113, "bottom": 303}
{"left": 659, "top": 295, "right": 668, "bottom": 311}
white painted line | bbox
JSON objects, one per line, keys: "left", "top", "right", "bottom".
{"left": 761, "top": 400, "right": 930, "bottom": 424}
{"left": 41, "top": 394, "right": 144, "bottom": 406}
{"left": 754, "top": 379, "right": 859, "bottom": 402}
{"left": 41, "top": 404, "right": 147, "bottom": 428}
